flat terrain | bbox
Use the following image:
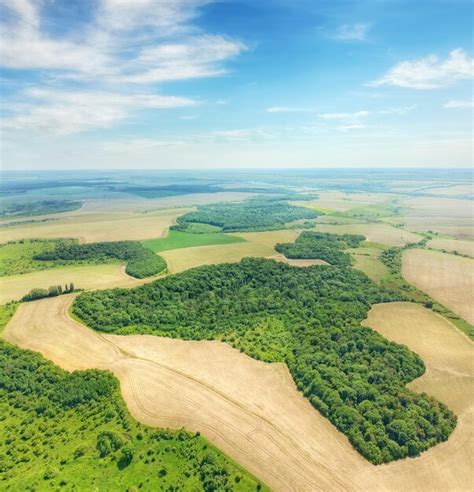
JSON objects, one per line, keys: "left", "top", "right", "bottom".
{"left": 160, "top": 230, "right": 299, "bottom": 273}
{"left": 4, "top": 296, "right": 473, "bottom": 491}
{"left": 347, "top": 246, "right": 388, "bottom": 282}
{"left": 265, "top": 254, "right": 329, "bottom": 267}
{"left": 0, "top": 208, "right": 189, "bottom": 243}
{"left": 312, "top": 223, "right": 420, "bottom": 246}
{"left": 427, "top": 238, "right": 474, "bottom": 257}
{"left": 402, "top": 249, "right": 474, "bottom": 324}
{"left": 0, "top": 264, "right": 159, "bottom": 304}
{"left": 294, "top": 192, "right": 391, "bottom": 212}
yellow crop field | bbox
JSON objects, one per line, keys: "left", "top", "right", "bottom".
{"left": 428, "top": 238, "right": 474, "bottom": 257}
{"left": 402, "top": 249, "right": 474, "bottom": 324}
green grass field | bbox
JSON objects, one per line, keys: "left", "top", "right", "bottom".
{"left": 141, "top": 230, "right": 246, "bottom": 253}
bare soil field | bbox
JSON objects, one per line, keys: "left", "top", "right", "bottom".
{"left": 161, "top": 230, "right": 299, "bottom": 273}
{"left": 428, "top": 238, "right": 474, "bottom": 258}
{"left": 0, "top": 264, "right": 159, "bottom": 304}
{"left": 294, "top": 192, "right": 391, "bottom": 212}
{"left": 0, "top": 208, "right": 189, "bottom": 243}
{"left": 400, "top": 197, "right": 474, "bottom": 239}
{"left": 402, "top": 249, "right": 474, "bottom": 324}
{"left": 4, "top": 296, "right": 473, "bottom": 491}
{"left": 313, "top": 223, "right": 420, "bottom": 246}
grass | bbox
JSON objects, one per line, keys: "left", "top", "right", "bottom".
{"left": 141, "top": 230, "right": 245, "bottom": 253}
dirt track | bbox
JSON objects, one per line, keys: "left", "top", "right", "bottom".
{"left": 4, "top": 296, "right": 473, "bottom": 491}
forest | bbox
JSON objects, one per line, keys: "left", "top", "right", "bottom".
{"left": 34, "top": 241, "right": 167, "bottom": 278}
{"left": 172, "top": 197, "right": 319, "bottom": 233}
{"left": 0, "top": 200, "right": 83, "bottom": 218}
{"left": 276, "top": 231, "right": 365, "bottom": 267}
{"left": 73, "top": 258, "right": 457, "bottom": 464}
{"left": 0, "top": 313, "right": 263, "bottom": 490}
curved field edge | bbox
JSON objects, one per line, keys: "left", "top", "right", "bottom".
{"left": 72, "top": 258, "right": 457, "bottom": 465}
{"left": 0, "top": 303, "right": 266, "bottom": 491}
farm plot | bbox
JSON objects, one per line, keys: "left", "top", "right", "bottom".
{"left": 428, "top": 238, "right": 474, "bottom": 258}
{"left": 402, "top": 249, "right": 474, "bottom": 324}
{"left": 4, "top": 296, "right": 472, "bottom": 492}
{"left": 347, "top": 246, "right": 388, "bottom": 282}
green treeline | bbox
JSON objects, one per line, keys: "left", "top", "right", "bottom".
{"left": 172, "top": 198, "right": 319, "bottom": 233}
{"left": 22, "top": 283, "right": 75, "bottom": 302}
{"left": 0, "top": 337, "right": 264, "bottom": 490}
{"left": 34, "top": 241, "right": 166, "bottom": 279}
{"left": 276, "top": 231, "right": 365, "bottom": 266}
{"left": 73, "top": 258, "right": 456, "bottom": 464}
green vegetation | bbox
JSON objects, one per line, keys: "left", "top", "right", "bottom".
{"left": 0, "top": 239, "right": 77, "bottom": 276}
{"left": 35, "top": 241, "right": 167, "bottom": 279}
{"left": 22, "top": 283, "right": 75, "bottom": 302}
{"left": 0, "top": 200, "right": 83, "bottom": 218}
{"left": 172, "top": 198, "right": 319, "bottom": 233}
{"left": 275, "top": 231, "right": 365, "bottom": 267}
{"left": 0, "top": 304, "right": 264, "bottom": 491}
{"left": 73, "top": 258, "right": 457, "bottom": 464}
{"left": 380, "top": 244, "right": 474, "bottom": 339}
{"left": 142, "top": 230, "right": 245, "bottom": 254}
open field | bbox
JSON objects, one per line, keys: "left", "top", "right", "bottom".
{"left": 0, "top": 208, "right": 190, "bottom": 243}
{"left": 160, "top": 230, "right": 299, "bottom": 273}
{"left": 265, "top": 254, "right": 329, "bottom": 267}
{"left": 347, "top": 246, "right": 388, "bottom": 282}
{"left": 141, "top": 230, "right": 245, "bottom": 253}
{"left": 294, "top": 191, "right": 391, "bottom": 213}
{"left": 4, "top": 296, "right": 473, "bottom": 491}
{"left": 400, "top": 197, "right": 474, "bottom": 240}
{"left": 428, "top": 238, "right": 474, "bottom": 257}
{"left": 312, "top": 223, "right": 420, "bottom": 246}
{"left": 402, "top": 249, "right": 474, "bottom": 324}
{"left": 0, "top": 264, "right": 160, "bottom": 304}
{"left": 418, "top": 184, "right": 473, "bottom": 197}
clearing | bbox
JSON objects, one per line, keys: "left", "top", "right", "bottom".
{"left": 402, "top": 249, "right": 474, "bottom": 324}
{"left": 4, "top": 296, "right": 472, "bottom": 491}
{"left": 347, "top": 246, "right": 388, "bottom": 282}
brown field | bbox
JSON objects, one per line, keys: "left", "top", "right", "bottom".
{"left": 428, "top": 238, "right": 474, "bottom": 258}
{"left": 265, "top": 255, "right": 329, "bottom": 267}
{"left": 161, "top": 230, "right": 299, "bottom": 273}
{"left": 400, "top": 197, "right": 474, "bottom": 240}
{"left": 0, "top": 208, "right": 189, "bottom": 244}
{"left": 402, "top": 249, "right": 474, "bottom": 324}
{"left": 0, "top": 264, "right": 160, "bottom": 304}
{"left": 420, "top": 184, "right": 473, "bottom": 197}
{"left": 4, "top": 296, "right": 473, "bottom": 491}
{"left": 294, "top": 191, "right": 391, "bottom": 212}
{"left": 312, "top": 223, "right": 420, "bottom": 246}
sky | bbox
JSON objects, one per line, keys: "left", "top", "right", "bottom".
{"left": 0, "top": 0, "right": 473, "bottom": 170}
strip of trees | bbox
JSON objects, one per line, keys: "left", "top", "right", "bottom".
{"left": 22, "top": 283, "right": 75, "bottom": 302}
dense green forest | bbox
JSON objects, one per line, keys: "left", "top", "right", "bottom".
{"left": 73, "top": 258, "right": 456, "bottom": 464}
{"left": 0, "top": 306, "right": 264, "bottom": 491}
{"left": 172, "top": 198, "right": 319, "bottom": 233}
{"left": 35, "top": 241, "right": 166, "bottom": 278}
{"left": 0, "top": 200, "right": 83, "bottom": 218}
{"left": 276, "top": 231, "right": 365, "bottom": 267}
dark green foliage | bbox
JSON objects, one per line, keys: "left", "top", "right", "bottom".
{"left": 34, "top": 241, "right": 166, "bottom": 279}
{"left": 276, "top": 231, "right": 365, "bottom": 267}
{"left": 22, "top": 284, "right": 74, "bottom": 302}
{"left": 73, "top": 258, "right": 457, "bottom": 464}
{"left": 172, "top": 197, "right": 319, "bottom": 233}
{"left": 0, "top": 337, "right": 264, "bottom": 490}
{"left": 0, "top": 200, "right": 83, "bottom": 218}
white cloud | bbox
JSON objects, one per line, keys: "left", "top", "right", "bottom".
{"left": 318, "top": 110, "right": 371, "bottom": 121}
{"left": 444, "top": 99, "right": 474, "bottom": 109}
{"left": 2, "top": 89, "right": 196, "bottom": 135}
{"left": 103, "top": 138, "right": 186, "bottom": 153}
{"left": 266, "top": 106, "right": 308, "bottom": 113}
{"left": 333, "top": 23, "right": 371, "bottom": 41}
{"left": 368, "top": 48, "right": 474, "bottom": 89}
{"left": 212, "top": 129, "right": 273, "bottom": 141}
{"left": 337, "top": 124, "right": 367, "bottom": 132}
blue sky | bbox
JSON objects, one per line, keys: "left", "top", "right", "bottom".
{"left": 0, "top": 0, "right": 472, "bottom": 170}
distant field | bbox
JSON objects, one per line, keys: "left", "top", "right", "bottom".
{"left": 141, "top": 230, "right": 245, "bottom": 253}
{"left": 0, "top": 264, "right": 156, "bottom": 304}
{"left": 313, "top": 223, "right": 420, "bottom": 246}
{"left": 0, "top": 208, "right": 189, "bottom": 244}
{"left": 428, "top": 238, "right": 474, "bottom": 257}
{"left": 347, "top": 246, "right": 388, "bottom": 283}
{"left": 160, "top": 230, "right": 298, "bottom": 273}
{"left": 294, "top": 191, "right": 391, "bottom": 213}
{"left": 402, "top": 249, "right": 474, "bottom": 324}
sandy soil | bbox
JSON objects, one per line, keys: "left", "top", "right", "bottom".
{"left": 4, "top": 296, "right": 473, "bottom": 491}
{"left": 266, "top": 255, "right": 329, "bottom": 267}
{"left": 402, "top": 249, "right": 474, "bottom": 324}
